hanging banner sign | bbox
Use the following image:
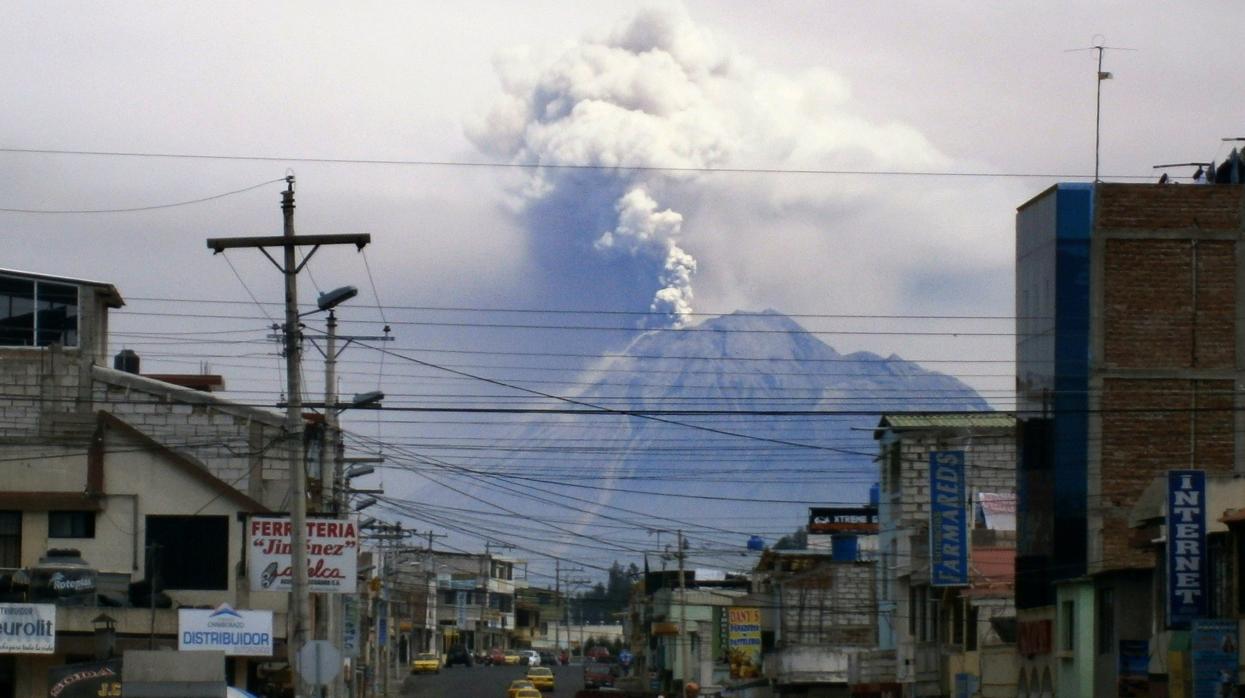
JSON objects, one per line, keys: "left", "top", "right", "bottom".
{"left": 727, "top": 607, "right": 762, "bottom": 679}
{"left": 1191, "top": 618, "right": 1238, "bottom": 698}
{"left": 248, "top": 515, "right": 358, "bottom": 593}
{"left": 0, "top": 603, "right": 56, "bottom": 653}
{"left": 1167, "top": 470, "right": 1207, "bottom": 628}
{"left": 179, "top": 603, "right": 274, "bottom": 656}
{"left": 929, "top": 451, "right": 968, "bottom": 586}
{"left": 341, "top": 595, "right": 360, "bottom": 658}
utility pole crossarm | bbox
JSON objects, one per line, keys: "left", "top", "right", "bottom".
{"left": 206, "top": 233, "right": 371, "bottom": 252}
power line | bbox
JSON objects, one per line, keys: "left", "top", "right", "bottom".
{"left": 0, "top": 146, "right": 1164, "bottom": 180}
{"left": 0, "top": 177, "right": 285, "bottom": 214}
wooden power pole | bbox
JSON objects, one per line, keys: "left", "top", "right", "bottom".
{"left": 207, "top": 176, "right": 369, "bottom": 698}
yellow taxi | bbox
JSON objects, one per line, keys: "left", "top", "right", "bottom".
{"left": 506, "top": 679, "right": 535, "bottom": 698}
{"left": 503, "top": 650, "right": 521, "bottom": 665}
{"left": 409, "top": 652, "right": 440, "bottom": 674}
{"left": 514, "top": 689, "right": 542, "bottom": 698}
{"left": 525, "top": 666, "right": 554, "bottom": 691}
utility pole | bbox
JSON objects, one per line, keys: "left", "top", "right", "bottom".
{"left": 207, "top": 176, "right": 370, "bottom": 698}
{"left": 677, "top": 529, "right": 689, "bottom": 693}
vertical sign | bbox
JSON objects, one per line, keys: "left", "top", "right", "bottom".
{"left": 930, "top": 451, "right": 968, "bottom": 586}
{"left": 341, "top": 595, "right": 360, "bottom": 657}
{"left": 726, "top": 607, "right": 762, "bottom": 679}
{"left": 1167, "top": 470, "right": 1206, "bottom": 628}
{"left": 1190, "top": 619, "right": 1238, "bottom": 698}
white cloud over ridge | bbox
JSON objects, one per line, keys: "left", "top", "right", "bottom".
{"left": 467, "top": 4, "right": 1020, "bottom": 328}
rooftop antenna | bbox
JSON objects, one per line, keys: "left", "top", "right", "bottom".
{"left": 1153, "top": 162, "right": 1214, "bottom": 183}
{"left": 1067, "top": 36, "right": 1136, "bottom": 182}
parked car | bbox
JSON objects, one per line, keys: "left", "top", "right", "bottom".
{"left": 503, "top": 650, "right": 522, "bottom": 666}
{"left": 517, "top": 649, "right": 540, "bottom": 666}
{"left": 445, "top": 645, "right": 473, "bottom": 668}
{"left": 538, "top": 650, "right": 556, "bottom": 667}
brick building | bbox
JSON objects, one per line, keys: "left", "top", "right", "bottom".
{"left": 1014, "top": 183, "right": 1245, "bottom": 696}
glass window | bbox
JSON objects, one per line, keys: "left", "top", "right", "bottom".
{"left": 1061, "top": 600, "right": 1075, "bottom": 651}
{"left": 1097, "top": 588, "right": 1114, "bottom": 654}
{"left": 146, "top": 516, "right": 228, "bottom": 590}
{"left": 0, "top": 276, "right": 78, "bottom": 347}
{"left": 0, "top": 512, "right": 20, "bottom": 568}
{"left": 49, "top": 511, "right": 95, "bottom": 538}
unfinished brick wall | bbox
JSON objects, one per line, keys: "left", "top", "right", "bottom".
{"left": 1094, "top": 183, "right": 1244, "bottom": 572}
{"left": 1103, "top": 239, "right": 1235, "bottom": 368}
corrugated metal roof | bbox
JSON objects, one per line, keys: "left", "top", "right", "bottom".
{"left": 876, "top": 412, "right": 1016, "bottom": 435}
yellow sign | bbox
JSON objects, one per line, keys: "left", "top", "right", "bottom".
{"left": 727, "top": 607, "right": 762, "bottom": 679}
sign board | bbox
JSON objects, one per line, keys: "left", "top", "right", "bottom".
{"left": 341, "top": 595, "right": 360, "bottom": 658}
{"left": 248, "top": 515, "right": 358, "bottom": 593}
{"left": 0, "top": 603, "right": 55, "bottom": 653}
{"left": 1191, "top": 619, "right": 1238, "bottom": 698}
{"left": 726, "top": 607, "right": 762, "bottom": 680}
{"left": 178, "top": 604, "right": 274, "bottom": 656}
{"left": 456, "top": 591, "right": 469, "bottom": 630}
{"left": 1117, "top": 640, "right": 1149, "bottom": 697}
{"left": 297, "top": 640, "right": 342, "bottom": 687}
{"left": 48, "top": 659, "right": 122, "bottom": 698}
{"left": 1167, "top": 470, "right": 1206, "bottom": 628}
{"left": 808, "top": 506, "right": 879, "bottom": 534}
{"left": 929, "top": 451, "right": 969, "bottom": 586}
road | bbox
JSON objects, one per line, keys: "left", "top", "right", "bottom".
{"left": 398, "top": 662, "right": 585, "bottom": 698}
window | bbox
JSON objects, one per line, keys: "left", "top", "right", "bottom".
{"left": 1208, "top": 534, "right": 1233, "bottom": 619}
{"left": 0, "top": 277, "right": 78, "bottom": 347}
{"left": 48, "top": 511, "right": 95, "bottom": 538}
{"left": 1061, "top": 600, "right": 1075, "bottom": 651}
{"left": 950, "top": 596, "right": 964, "bottom": 645}
{"left": 909, "top": 584, "right": 919, "bottom": 636}
{"left": 966, "top": 605, "right": 979, "bottom": 651}
{"left": 145, "top": 516, "right": 228, "bottom": 590}
{"left": 1097, "top": 588, "right": 1114, "bottom": 654}
{"left": 886, "top": 444, "right": 902, "bottom": 494}
{"left": 0, "top": 512, "right": 19, "bottom": 568}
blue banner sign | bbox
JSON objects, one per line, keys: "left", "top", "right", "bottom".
{"left": 1167, "top": 470, "right": 1206, "bottom": 628}
{"left": 930, "top": 451, "right": 968, "bottom": 586}
{"left": 1191, "top": 619, "right": 1237, "bottom": 698}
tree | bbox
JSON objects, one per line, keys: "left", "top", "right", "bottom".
{"left": 773, "top": 526, "right": 807, "bottom": 550}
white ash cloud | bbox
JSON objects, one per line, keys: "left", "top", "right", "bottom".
{"left": 467, "top": 5, "right": 1006, "bottom": 325}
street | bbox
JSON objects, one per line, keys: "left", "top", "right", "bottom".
{"left": 398, "top": 662, "right": 585, "bottom": 698}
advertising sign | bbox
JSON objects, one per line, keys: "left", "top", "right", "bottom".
{"left": 48, "top": 658, "right": 122, "bottom": 698}
{"left": 0, "top": 603, "right": 56, "bottom": 653}
{"left": 178, "top": 603, "right": 274, "bottom": 656}
{"left": 1117, "top": 640, "right": 1149, "bottom": 697}
{"left": 726, "top": 607, "right": 762, "bottom": 679}
{"left": 341, "top": 595, "right": 360, "bottom": 657}
{"left": 248, "top": 515, "right": 358, "bottom": 593}
{"left": 1167, "top": 470, "right": 1206, "bottom": 628}
{"left": 929, "top": 451, "right": 968, "bottom": 586}
{"left": 808, "top": 506, "right": 879, "bottom": 534}
{"left": 1191, "top": 619, "right": 1238, "bottom": 698}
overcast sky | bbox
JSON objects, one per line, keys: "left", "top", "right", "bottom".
{"left": 5, "top": 2, "right": 1245, "bottom": 569}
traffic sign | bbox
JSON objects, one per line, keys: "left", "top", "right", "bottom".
{"left": 297, "top": 640, "right": 341, "bottom": 686}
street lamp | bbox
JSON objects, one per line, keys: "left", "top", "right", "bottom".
{"left": 354, "top": 497, "right": 378, "bottom": 512}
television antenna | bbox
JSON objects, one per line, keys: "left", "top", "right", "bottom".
{"left": 1067, "top": 36, "right": 1136, "bottom": 182}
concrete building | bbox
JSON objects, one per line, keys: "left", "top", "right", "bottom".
{"left": 850, "top": 413, "right": 1016, "bottom": 698}
{"left": 1014, "top": 181, "right": 1245, "bottom": 696}
{"left": 428, "top": 551, "right": 516, "bottom": 653}
{"left": 0, "top": 268, "right": 296, "bottom": 696}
